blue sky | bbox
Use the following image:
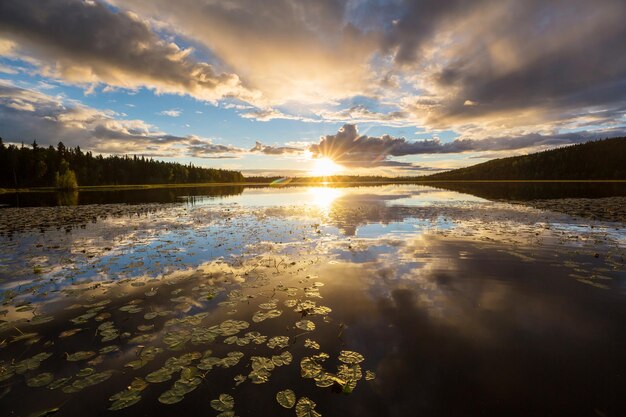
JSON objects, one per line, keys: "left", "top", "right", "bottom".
{"left": 1, "top": 0, "right": 625, "bottom": 176}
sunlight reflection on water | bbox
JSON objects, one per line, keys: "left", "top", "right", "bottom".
{"left": 0, "top": 184, "right": 624, "bottom": 417}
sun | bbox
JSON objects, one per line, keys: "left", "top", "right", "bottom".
{"left": 310, "top": 157, "right": 344, "bottom": 176}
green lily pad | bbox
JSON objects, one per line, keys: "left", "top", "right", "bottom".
{"left": 76, "top": 368, "right": 94, "bottom": 377}
{"left": 304, "top": 339, "right": 320, "bottom": 349}
{"left": 267, "top": 336, "right": 289, "bottom": 349}
{"left": 109, "top": 378, "right": 148, "bottom": 410}
{"left": 158, "top": 389, "right": 183, "bottom": 405}
{"left": 252, "top": 309, "right": 282, "bottom": 323}
{"left": 295, "top": 397, "right": 321, "bottom": 417}
{"left": 295, "top": 320, "right": 315, "bottom": 331}
{"left": 47, "top": 377, "right": 71, "bottom": 390}
{"left": 338, "top": 350, "right": 364, "bottom": 364}
{"left": 58, "top": 328, "right": 82, "bottom": 338}
{"left": 27, "top": 406, "right": 61, "bottom": 417}
{"left": 210, "top": 393, "right": 234, "bottom": 412}
{"left": 272, "top": 351, "right": 293, "bottom": 367}
{"left": 276, "top": 389, "right": 296, "bottom": 408}
{"left": 66, "top": 351, "right": 96, "bottom": 361}
{"left": 26, "top": 372, "right": 54, "bottom": 387}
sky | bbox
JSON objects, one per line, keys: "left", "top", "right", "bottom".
{"left": 1, "top": 0, "right": 625, "bottom": 176}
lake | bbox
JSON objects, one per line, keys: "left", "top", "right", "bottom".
{"left": 1, "top": 183, "right": 625, "bottom": 417}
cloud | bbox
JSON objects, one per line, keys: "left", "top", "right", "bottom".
{"left": 158, "top": 109, "right": 182, "bottom": 117}
{"left": 240, "top": 108, "right": 317, "bottom": 123}
{"left": 2, "top": 0, "right": 626, "bottom": 158}
{"left": 249, "top": 141, "right": 304, "bottom": 155}
{"left": 390, "top": 0, "right": 626, "bottom": 131}
{"left": 309, "top": 124, "right": 626, "bottom": 168}
{"left": 0, "top": 0, "right": 261, "bottom": 104}
{"left": 0, "top": 81, "right": 244, "bottom": 157}
{"left": 318, "top": 105, "right": 412, "bottom": 126}
{"left": 107, "top": 0, "right": 380, "bottom": 104}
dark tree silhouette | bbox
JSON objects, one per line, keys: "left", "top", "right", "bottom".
{"left": 0, "top": 138, "right": 244, "bottom": 188}
{"left": 420, "top": 137, "right": 626, "bottom": 181}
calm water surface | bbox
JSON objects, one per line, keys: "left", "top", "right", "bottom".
{"left": 0, "top": 184, "right": 625, "bottom": 417}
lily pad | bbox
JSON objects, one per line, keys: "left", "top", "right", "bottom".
{"left": 66, "top": 351, "right": 96, "bottom": 362}
{"left": 267, "top": 336, "right": 289, "bottom": 349}
{"left": 210, "top": 393, "right": 234, "bottom": 412}
{"left": 295, "top": 320, "right": 315, "bottom": 331}
{"left": 304, "top": 339, "right": 320, "bottom": 349}
{"left": 338, "top": 350, "right": 364, "bottom": 364}
{"left": 295, "top": 397, "right": 321, "bottom": 417}
{"left": 276, "top": 389, "right": 296, "bottom": 408}
{"left": 26, "top": 372, "right": 54, "bottom": 387}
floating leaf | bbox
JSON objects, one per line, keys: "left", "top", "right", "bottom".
{"left": 47, "top": 377, "right": 71, "bottom": 390}
{"left": 337, "top": 364, "right": 362, "bottom": 393}
{"left": 252, "top": 309, "right": 282, "bottom": 323}
{"left": 295, "top": 320, "right": 315, "bottom": 331}
{"left": 300, "top": 357, "right": 323, "bottom": 379}
{"left": 304, "top": 339, "right": 320, "bottom": 349}
{"left": 62, "top": 371, "right": 113, "bottom": 393}
{"left": 146, "top": 368, "right": 173, "bottom": 383}
{"left": 26, "top": 372, "right": 54, "bottom": 387}
{"left": 158, "top": 390, "right": 183, "bottom": 405}
{"left": 276, "top": 389, "right": 296, "bottom": 408}
{"left": 0, "top": 366, "right": 14, "bottom": 382}
{"left": 66, "top": 351, "right": 96, "bottom": 362}
{"left": 27, "top": 406, "right": 61, "bottom": 417}
{"left": 267, "top": 336, "right": 289, "bottom": 349}
{"left": 99, "top": 345, "right": 120, "bottom": 354}
{"left": 338, "top": 350, "right": 364, "bottom": 365}
{"left": 14, "top": 353, "right": 52, "bottom": 374}
{"left": 109, "top": 378, "right": 148, "bottom": 410}
{"left": 59, "top": 328, "right": 82, "bottom": 338}
{"left": 365, "top": 370, "right": 376, "bottom": 381}
{"left": 272, "top": 351, "right": 293, "bottom": 367}
{"left": 76, "top": 368, "right": 94, "bottom": 377}
{"left": 210, "top": 393, "right": 234, "bottom": 412}
{"left": 295, "top": 397, "right": 321, "bottom": 417}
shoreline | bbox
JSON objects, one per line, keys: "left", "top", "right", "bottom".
{"left": 2, "top": 179, "right": 626, "bottom": 194}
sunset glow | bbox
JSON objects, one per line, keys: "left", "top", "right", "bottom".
{"left": 309, "top": 158, "right": 344, "bottom": 177}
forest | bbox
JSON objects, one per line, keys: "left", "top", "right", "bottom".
{"left": 0, "top": 139, "right": 244, "bottom": 188}
{"left": 421, "top": 137, "right": 626, "bottom": 180}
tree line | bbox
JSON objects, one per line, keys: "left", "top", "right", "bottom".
{"left": 0, "top": 139, "right": 244, "bottom": 188}
{"left": 420, "top": 137, "right": 626, "bottom": 181}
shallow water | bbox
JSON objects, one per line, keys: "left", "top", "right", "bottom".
{"left": 0, "top": 184, "right": 625, "bottom": 417}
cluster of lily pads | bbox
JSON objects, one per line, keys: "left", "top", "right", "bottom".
{"left": 0, "top": 253, "right": 380, "bottom": 417}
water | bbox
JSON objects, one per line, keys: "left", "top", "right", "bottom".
{"left": 0, "top": 183, "right": 624, "bottom": 417}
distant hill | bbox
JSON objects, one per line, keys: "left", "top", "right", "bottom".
{"left": 421, "top": 137, "right": 626, "bottom": 180}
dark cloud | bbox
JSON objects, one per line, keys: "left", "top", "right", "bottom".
{"left": 309, "top": 124, "right": 626, "bottom": 167}
{"left": 382, "top": 0, "right": 475, "bottom": 63}
{"left": 0, "top": 0, "right": 258, "bottom": 102}
{"left": 391, "top": 0, "right": 626, "bottom": 128}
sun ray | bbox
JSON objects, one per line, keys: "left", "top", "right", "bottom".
{"left": 309, "top": 157, "right": 344, "bottom": 177}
